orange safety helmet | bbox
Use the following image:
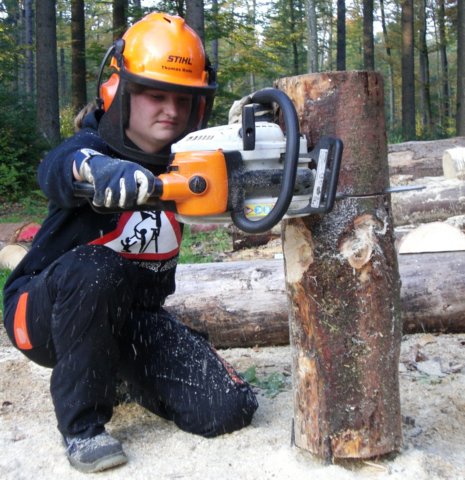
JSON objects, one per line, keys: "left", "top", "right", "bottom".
{"left": 96, "top": 12, "right": 217, "bottom": 166}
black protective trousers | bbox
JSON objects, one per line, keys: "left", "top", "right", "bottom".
{"left": 3, "top": 245, "right": 258, "bottom": 439}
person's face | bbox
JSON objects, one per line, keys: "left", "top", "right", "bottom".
{"left": 125, "top": 89, "right": 193, "bottom": 153}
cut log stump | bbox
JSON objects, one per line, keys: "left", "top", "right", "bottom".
{"left": 442, "top": 147, "right": 465, "bottom": 179}
{"left": 275, "top": 71, "right": 402, "bottom": 460}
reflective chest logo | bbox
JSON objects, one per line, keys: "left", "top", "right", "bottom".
{"left": 90, "top": 211, "right": 181, "bottom": 260}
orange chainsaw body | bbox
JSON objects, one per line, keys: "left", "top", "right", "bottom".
{"left": 157, "top": 150, "right": 229, "bottom": 216}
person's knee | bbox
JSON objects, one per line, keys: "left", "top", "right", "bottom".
{"left": 210, "top": 387, "right": 258, "bottom": 437}
{"left": 176, "top": 386, "right": 258, "bottom": 438}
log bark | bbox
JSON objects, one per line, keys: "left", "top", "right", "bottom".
{"left": 165, "top": 261, "right": 288, "bottom": 348}
{"left": 400, "top": 251, "right": 465, "bottom": 333}
{"left": 275, "top": 71, "right": 402, "bottom": 459}
{"left": 387, "top": 137, "right": 465, "bottom": 179}
{"left": 391, "top": 178, "right": 465, "bottom": 226}
{"left": 165, "top": 252, "right": 465, "bottom": 347}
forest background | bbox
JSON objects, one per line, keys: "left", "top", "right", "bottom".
{"left": 0, "top": 0, "right": 464, "bottom": 203}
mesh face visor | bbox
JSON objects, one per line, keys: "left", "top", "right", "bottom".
{"left": 98, "top": 72, "right": 216, "bottom": 167}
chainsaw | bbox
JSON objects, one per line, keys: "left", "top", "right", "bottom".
{"left": 74, "top": 88, "right": 343, "bottom": 234}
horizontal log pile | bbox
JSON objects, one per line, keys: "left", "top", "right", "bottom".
{"left": 388, "top": 137, "right": 465, "bottom": 179}
{"left": 391, "top": 178, "right": 465, "bottom": 226}
{"left": 165, "top": 251, "right": 465, "bottom": 348}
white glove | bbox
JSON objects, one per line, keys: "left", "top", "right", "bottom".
{"left": 228, "top": 94, "right": 274, "bottom": 124}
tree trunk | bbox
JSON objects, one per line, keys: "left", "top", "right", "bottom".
{"left": 59, "top": 47, "right": 67, "bottom": 104}
{"left": 166, "top": 260, "right": 289, "bottom": 348}
{"left": 275, "top": 72, "right": 402, "bottom": 459}
{"left": 401, "top": 0, "right": 415, "bottom": 140}
{"left": 442, "top": 147, "right": 465, "bottom": 179}
{"left": 363, "top": 0, "right": 374, "bottom": 70}
{"left": 306, "top": 0, "right": 318, "bottom": 72}
{"left": 210, "top": 0, "right": 219, "bottom": 72}
{"left": 418, "top": 0, "right": 433, "bottom": 136}
{"left": 112, "top": 0, "right": 127, "bottom": 40}
{"left": 380, "top": 0, "right": 395, "bottom": 130}
{"left": 336, "top": 0, "right": 346, "bottom": 70}
{"left": 289, "top": 0, "right": 299, "bottom": 75}
{"left": 25, "top": 0, "right": 34, "bottom": 98}
{"left": 71, "top": 0, "right": 87, "bottom": 113}
{"left": 437, "top": 0, "right": 450, "bottom": 126}
{"left": 35, "top": 0, "right": 60, "bottom": 146}
{"left": 400, "top": 251, "right": 465, "bottom": 333}
{"left": 388, "top": 137, "right": 465, "bottom": 179}
{"left": 185, "top": 0, "right": 205, "bottom": 44}
{"left": 326, "top": 2, "right": 334, "bottom": 70}
{"left": 457, "top": 0, "right": 465, "bottom": 135}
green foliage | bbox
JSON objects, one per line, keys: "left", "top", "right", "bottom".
{"left": 0, "top": 269, "right": 11, "bottom": 316}
{"left": 260, "top": 0, "right": 308, "bottom": 76}
{"left": 60, "top": 104, "right": 77, "bottom": 139}
{"left": 0, "top": 192, "right": 48, "bottom": 224}
{"left": 0, "top": 163, "right": 21, "bottom": 200}
{"left": 0, "top": 22, "right": 22, "bottom": 84}
{"left": 0, "top": 88, "right": 48, "bottom": 202}
{"left": 387, "top": 128, "right": 405, "bottom": 145}
{"left": 0, "top": 0, "right": 461, "bottom": 170}
{"left": 241, "top": 366, "right": 287, "bottom": 398}
{"left": 179, "top": 225, "right": 232, "bottom": 264}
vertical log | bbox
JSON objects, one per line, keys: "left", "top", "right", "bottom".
{"left": 275, "top": 72, "right": 402, "bottom": 460}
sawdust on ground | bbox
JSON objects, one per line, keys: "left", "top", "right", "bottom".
{"left": 0, "top": 322, "right": 464, "bottom": 480}
{"left": 1, "top": 234, "right": 465, "bottom": 479}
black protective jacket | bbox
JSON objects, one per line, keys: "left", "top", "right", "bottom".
{"left": 4, "top": 113, "right": 181, "bottom": 306}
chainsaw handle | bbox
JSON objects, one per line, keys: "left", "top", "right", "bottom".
{"left": 73, "top": 181, "right": 99, "bottom": 199}
{"left": 72, "top": 180, "right": 176, "bottom": 213}
{"left": 231, "top": 88, "right": 300, "bottom": 234}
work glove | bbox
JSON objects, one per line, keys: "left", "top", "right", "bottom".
{"left": 228, "top": 93, "right": 274, "bottom": 124}
{"left": 74, "top": 148, "right": 156, "bottom": 209}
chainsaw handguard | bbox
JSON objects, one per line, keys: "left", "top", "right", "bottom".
{"left": 288, "top": 136, "right": 343, "bottom": 216}
{"left": 229, "top": 88, "right": 300, "bottom": 234}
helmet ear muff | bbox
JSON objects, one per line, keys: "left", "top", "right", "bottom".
{"left": 96, "top": 39, "right": 125, "bottom": 111}
{"left": 100, "top": 73, "right": 120, "bottom": 112}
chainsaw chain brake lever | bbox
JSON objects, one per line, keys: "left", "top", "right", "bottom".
{"left": 288, "top": 136, "right": 343, "bottom": 216}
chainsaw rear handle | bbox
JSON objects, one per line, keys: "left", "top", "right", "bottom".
{"left": 230, "top": 88, "right": 300, "bottom": 234}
